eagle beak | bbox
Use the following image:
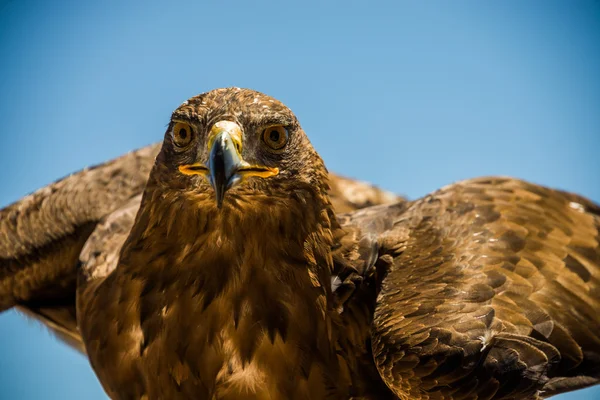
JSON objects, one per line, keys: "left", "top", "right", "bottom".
{"left": 209, "top": 125, "right": 244, "bottom": 208}
{"left": 179, "top": 120, "right": 279, "bottom": 208}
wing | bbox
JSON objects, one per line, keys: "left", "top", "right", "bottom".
{"left": 359, "top": 177, "right": 600, "bottom": 399}
{"left": 0, "top": 144, "right": 160, "bottom": 350}
{"left": 0, "top": 144, "right": 160, "bottom": 310}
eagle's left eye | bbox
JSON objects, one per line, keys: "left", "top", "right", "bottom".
{"left": 262, "top": 126, "right": 288, "bottom": 151}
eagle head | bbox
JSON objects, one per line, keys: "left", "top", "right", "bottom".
{"left": 152, "top": 87, "right": 330, "bottom": 214}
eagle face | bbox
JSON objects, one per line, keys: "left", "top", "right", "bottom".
{"left": 153, "top": 88, "right": 328, "bottom": 211}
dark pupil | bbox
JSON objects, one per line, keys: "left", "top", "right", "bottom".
{"left": 178, "top": 128, "right": 188, "bottom": 140}
{"left": 269, "top": 130, "right": 280, "bottom": 142}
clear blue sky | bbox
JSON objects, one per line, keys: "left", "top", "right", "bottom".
{"left": 1, "top": 1, "right": 599, "bottom": 399}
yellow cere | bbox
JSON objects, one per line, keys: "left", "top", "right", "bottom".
{"left": 208, "top": 120, "right": 243, "bottom": 154}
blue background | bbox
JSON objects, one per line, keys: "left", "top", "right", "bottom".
{"left": 1, "top": 1, "right": 599, "bottom": 398}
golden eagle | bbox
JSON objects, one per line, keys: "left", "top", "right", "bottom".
{"left": 1, "top": 88, "right": 599, "bottom": 399}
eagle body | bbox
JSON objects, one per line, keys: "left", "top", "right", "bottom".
{"left": 78, "top": 164, "right": 356, "bottom": 399}
{"left": 1, "top": 88, "right": 599, "bottom": 399}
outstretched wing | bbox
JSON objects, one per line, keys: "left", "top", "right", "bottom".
{"left": 347, "top": 177, "right": 600, "bottom": 399}
{"left": 0, "top": 144, "right": 160, "bottom": 311}
{"left": 0, "top": 144, "right": 160, "bottom": 352}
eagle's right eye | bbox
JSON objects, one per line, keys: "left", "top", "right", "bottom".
{"left": 172, "top": 122, "right": 194, "bottom": 148}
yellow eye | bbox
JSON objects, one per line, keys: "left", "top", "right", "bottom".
{"left": 262, "top": 126, "right": 288, "bottom": 151}
{"left": 172, "top": 122, "right": 194, "bottom": 148}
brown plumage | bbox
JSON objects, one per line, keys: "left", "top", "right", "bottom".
{"left": 1, "top": 88, "right": 599, "bottom": 399}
